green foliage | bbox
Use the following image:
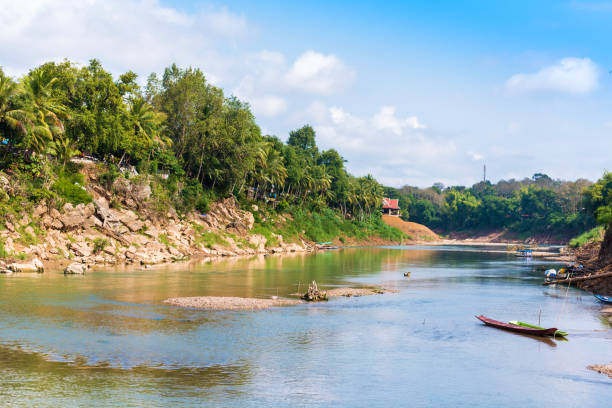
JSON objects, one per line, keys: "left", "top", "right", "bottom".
{"left": 388, "top": 174, "right": 596, "bottom": 238}
{"left": 93, "top": 238, "right": 108, "bottom": 254}
{"left": 0, "top": 238, "right": 8, "bottom": 258}
{"left": 158, "top": 233, "right": 171, "bottom": 247}
{"left": 99, "top": 164, "right": 120, "bottom": 189}
{"left": 190, "top": 225, "right": 227, "bottom": 249}
{"left": 569, "top": 226, "right": 605, "bottom": 248}
{"left": 51, "top": 171, "right": 92, "bottom": 205}
{"left": 584, "top": 172, "right": 612, "bottom": 227}
{"left": 179, "top": 179, "right": 215, "bottom": 213}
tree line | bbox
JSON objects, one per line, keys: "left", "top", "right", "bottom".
{"left": 384, "top": 172, "right": 611, "bottom": 237}
{"left": 0, "top": 59, "right": 383, "bottom": 219}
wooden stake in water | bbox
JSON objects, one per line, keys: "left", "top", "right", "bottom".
{"left": 538, "top": 309, "right": 541, "bottom": 326}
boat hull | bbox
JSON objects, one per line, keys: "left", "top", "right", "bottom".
{"left": 508, "top": 320, "right": 568, "bottom": 337}
{"left": 594, "top": 294, "right": 612, "bottom": 304}
{"left": 476, "top": 315, "right": 558, "bottom": 337}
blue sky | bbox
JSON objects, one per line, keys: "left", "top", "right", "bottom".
{"left": 1, "top": 0, "right": 611, "bottom": 186}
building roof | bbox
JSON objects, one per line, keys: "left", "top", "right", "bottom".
{"left": 382, "top": 198, "right": 400, "bottom": 210}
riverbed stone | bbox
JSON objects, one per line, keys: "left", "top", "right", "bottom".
{"left": 7, "top": 258, "right": 44, "bottom": 273}
{"left": 64, "top": 262, "right": 87, "bottom": 275}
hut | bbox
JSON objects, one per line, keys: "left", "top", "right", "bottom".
{"left": 382, "top": 198, "right": 400, "bottom": 216}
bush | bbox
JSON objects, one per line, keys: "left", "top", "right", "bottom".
{"left": 0, "top": 238, "right": 8, "bottom": 258}
{"left": 93, "top": 238, "right": 109, "bottom": 254}
{"left": 99, "top": 164, "right": 120, "bottom": 189}
{"left": 52, "top": 172, "right": 92, "bottom": 205}
{"left": 569, "top": 226, "right": 605, "bottom": 248}
{"left": 179, "top": 179, "right": 215, "bottom": 213}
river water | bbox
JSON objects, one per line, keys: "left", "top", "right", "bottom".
{"left": 0, "top": 246, "right": 610, "bottom": 407}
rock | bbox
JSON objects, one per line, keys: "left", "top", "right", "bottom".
{"left": 0, "top": 173, "right": 10, "bottom": 193}
{"left": 7, "top": 258, "right": 44, "bottom": 273}
{"left": 70, "top": 242, "right": 92, "bottom": 257}
{"left": 94, "top": 198, "right": 122, "bottom": 229}
{"left": 83, "top": 215, "right": 103, "bottom": 228}
{"left": 19, "top": 215, "right": 30, "bottom": 227}
{"left": 117, "top": 210, "right": 144, "bottom": 232}
{"left": 131, "top": 181, "right": 152, "bottom": 202}
{"left": 59, "top": 212, "right": 84, "bottom": 230}
{"left": 33, "top": 205, "right": 47, "bottom": 218}
{"left": 50, "top": 208, "right": 61, "bottom": 219}
{"left": 5, "top": 221, "right": 14, "bottom": 232}
{"left": 64, "top": 262, "right": 87, "bottom": 275}
{"left": 248, "top": 234, "right": 267, "bottom": 252}
{"left": 24, "top": 226, "right": 35, "bottom": 236}
{"left": 251, "top": 204, "right": 258, "bottom": 212}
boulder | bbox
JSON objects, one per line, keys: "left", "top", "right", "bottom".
{"left": 50, "top": 208, "right": 61, "bottom": 219}
{"left": 59, "top": 212, "right": 84, "bottom": 230}
{"left": 94, "top": 198, "right": 122, "bottom": 230}
{"left": 70, "top": 242, "right": 92, "bottom": 257}
{"left": 7, "top": 258, "right": 44, "bottom": 273}
{"left": 131, "top": 181, "right": 152, "bottom": 202}
{"left": 64, "top": 262, "right": 87, "bottom": 275}
{"left": 117, "top": 210, "right": 144, "bottom": 232}
{"left": 33, "top": 205, "right": 47, "bottom": 218}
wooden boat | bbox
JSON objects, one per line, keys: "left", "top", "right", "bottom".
{"left": 594, "top": 294, "right": 612, "bottom": 304}
{"left": 475, "top": 315, "right": 558, "bottom": 337}
{"left": 508, "top": 320, "right": 568, "bottom": 337}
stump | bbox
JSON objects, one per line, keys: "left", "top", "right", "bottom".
{"left": 302, "top": 280, "right": 327, "bottom": 301}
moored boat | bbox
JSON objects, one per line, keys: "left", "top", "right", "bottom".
{"left": 593, "top": 294, "right": 612, "bottom": 304}
{"left": 475, "top": 315, "right": 558, "bottom": 337}
{"left": 508, "top": 320, "right": 568, "bottom": 337}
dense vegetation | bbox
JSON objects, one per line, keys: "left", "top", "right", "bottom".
{"left": 385, "top": 173, "right": 597, "bottom": 239}
{"left": 0, "top": 59, "right": 608, "bottom": 245}
{"left": 0, "top": 59, "right": 391, "bottom": 242}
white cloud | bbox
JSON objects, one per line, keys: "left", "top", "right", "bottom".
{"left": 372, "top": 106, "right": 426, "bottom": 135}
{"left": 249, "top": 95, "right": 288, "bottom": 117}
{"left": 295, "top": 103, "right": 455, "bottom": 186}
{"left": 285, "top": 51, "right": 355, "bottom": 95}
{"left": 0, "top": 0, "right": 250, "bottom": 80}
{"left": 468, "top": 152, "right": 484, "bottom": 161}
{"left": 505, "top": 57, "right": 599, "bottom": 95}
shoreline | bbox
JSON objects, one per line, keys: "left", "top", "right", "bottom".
{"left": 2, "top": 237, "right": 573, "bottom": 275}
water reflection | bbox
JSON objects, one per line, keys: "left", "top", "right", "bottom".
{"left": 0, "top": 246, "right": 610, "bottom": 407}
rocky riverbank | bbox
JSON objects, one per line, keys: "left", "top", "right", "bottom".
{"left": 0, "top": 164, "right": 311, "bottom": 274}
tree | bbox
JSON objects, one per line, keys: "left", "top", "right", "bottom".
{"left": 0, "top": 69, "right": 28, "bottom": 139}
{"left": 21, "top": 67, "right": 69, "bottom": 153}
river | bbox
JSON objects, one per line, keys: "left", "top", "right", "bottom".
{"left": 0, "top": 246, "right": 610, "bottom": 407}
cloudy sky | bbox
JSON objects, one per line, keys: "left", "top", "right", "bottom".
{"left": 1, "top": 0, "right": 611, "bottom": 187}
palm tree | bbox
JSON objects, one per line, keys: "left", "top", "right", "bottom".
{"left": 21, "top": 68, "right": 69, "bottom": 153}
{"left": 128, "top": 98, "right": 158, "bottom": 146}
{"left": 0, "top": 70, "right": 28, "bottom": 138}
{"left": 47, "top": 133, "right": 80, "bottom": 167}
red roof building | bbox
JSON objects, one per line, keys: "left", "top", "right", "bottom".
{"left": 382, "top": 198, "right": 400, "bottom": 216}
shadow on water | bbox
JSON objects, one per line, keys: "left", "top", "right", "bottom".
{"left": 0, "top": 344, "right": 252, "bottom": 405}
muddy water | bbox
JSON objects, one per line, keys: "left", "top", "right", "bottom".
{"left": 0, "top": 246, "right": 610, "bottom": 407}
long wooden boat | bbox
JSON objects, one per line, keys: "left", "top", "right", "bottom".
{"left": 508, "top": 320, "right": 568, "bottom": 337}
{"left": 594, "top": 294, "right": 612, "bottom": 304}
{"left": 475, "top": 315, "right": 558, "bottom": 337}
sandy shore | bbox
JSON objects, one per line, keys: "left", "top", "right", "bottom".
{"left": 326, "top": 287, "right": 399, "bottom": 297}
{"left": 588, "top": 363, "right": 612, "bottom": 378}
{"left": 164, "top": 296, "right": 301, "bottom": 310}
